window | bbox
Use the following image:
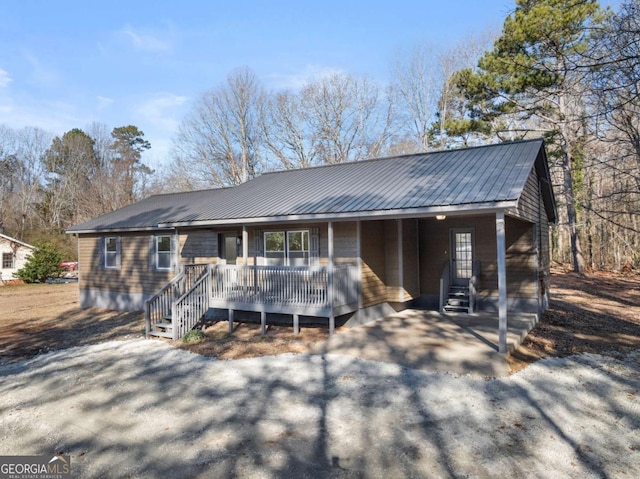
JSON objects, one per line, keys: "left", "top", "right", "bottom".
{"left": 264, "top": 232, "right": 285, "bottom": 265}
{"left": 105, "top": 237, "right": 119, "bottom": 269}
{"left": 156, "top": 235, "right": 172, "bottom": 270}
{"left": 287, "top": 230, "right": 309, "bottom": 266}
{"left": 264, "top": 230, "right": 309, "bottom": 266}
{"left": 2, "top": 252, "right": 14, "bottom": 269}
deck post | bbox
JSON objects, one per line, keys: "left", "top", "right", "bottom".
{"left": 496, "top": 212, "right": 508, "bottom": 353}
{"left": 293, "top": 314, "right": 299, "bottom": 334}
{"left": 261, "top": 310, "right": 266, "bottom": 336}
{"left": 328, "top": 221, "right": 335, "bottom": 335}
{"left": 228, "top": 308, "right": 234, "bottom": 334}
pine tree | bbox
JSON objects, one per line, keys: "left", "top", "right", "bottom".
{"left": 451, "top": 0, "right": 604, "bottom": 273}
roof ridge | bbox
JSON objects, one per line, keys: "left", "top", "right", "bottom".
{"left": 257, "top": 138, "right": 545, "bottom": 177}
{"left": 145, "top": 186, "right": 232, "bottom": 199}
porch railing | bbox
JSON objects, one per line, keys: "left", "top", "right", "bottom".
{"left": 210, "top": 264, "right": 358, "bottom": 312}
{"left": 439, "top": 259, "right": 481, "bottom": 313}
{"left": 147, "top": 263, "right": 359, "bottom": 339}
{"left": 144, "top": 263, "right": 210, "bottom": 336}
{"left": 172, "top": 264, "right": 212, "bottom": 340}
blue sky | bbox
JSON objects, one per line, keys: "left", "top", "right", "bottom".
{"left": 0, "top": 1, "right": 520, "bottom": 166}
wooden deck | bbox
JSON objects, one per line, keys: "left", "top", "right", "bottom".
{"left": 146, "top": 263, "right": 359, "bottom": 340}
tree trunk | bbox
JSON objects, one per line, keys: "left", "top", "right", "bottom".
{"left": 562, "top": 152, "right": 586, "bottom": 273}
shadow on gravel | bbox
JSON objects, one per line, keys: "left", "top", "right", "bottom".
{"left": 0, "top": 341, "right": 638, "bottom": 478}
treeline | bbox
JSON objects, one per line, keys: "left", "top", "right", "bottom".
{"left": 0, "top": 124, "right": 152, "bottom": 258}
{"left": 1, "top": 0, "right": 638, "bottom": 271}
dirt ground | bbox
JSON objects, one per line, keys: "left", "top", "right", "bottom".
{"left": 0, "top": 283, "right": 143, "bottom": 363}
{"left": 507, "top": 269, "right": 640, "bottom": 372}
{"left": 1, "top": 270, "right": 639, "bottom": 372}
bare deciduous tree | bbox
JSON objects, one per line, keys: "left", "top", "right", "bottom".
{"left": 172, "top": 67, "right": 266, "bottom": 187}
{"left": 301, "top": 73, "right": 393, "bottom": 164}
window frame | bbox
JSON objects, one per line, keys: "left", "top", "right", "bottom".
{"left": 156, "top": 235, "right": 172, "bottom": 271}
{"left": 104, "top": 237, "right": 119, "bottom": 269}
{"left": 286, "top": 230, "right": 309, "bottom": 266}
{"left": 263, "top": 229, "right": 310, "bottom": 266}
{"left": 2, "top": 252, "right": 15, "bottom": 269}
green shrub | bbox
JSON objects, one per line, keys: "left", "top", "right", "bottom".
{"left": 15, "top": 243, "right": 64, "bottom": 283}
{"left": 182, "top": 329, "right": 206, "bottom": 344}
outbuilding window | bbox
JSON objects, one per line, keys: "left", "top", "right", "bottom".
{"left": 2, "top": 252, "right": 14, "bottom": 269}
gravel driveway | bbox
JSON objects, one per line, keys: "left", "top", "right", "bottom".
{"left": 1, "top": 339, "right": 638, "bottom": 478}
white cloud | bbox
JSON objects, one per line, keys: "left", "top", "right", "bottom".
{"left": 134, "top": 93, "right": 188, "bottom": 132}
{"left": 132, "top": 93, "right": 189, "bottom": 164}
{"left": 96, "top": 96, "right": 114, "bottom": 110}
{"left": 0, "top": 69, "right": 11, "bottom": 88}
{"left": 23, "top": 51, "right": 61, "bottom": 88}
{"left": 119, "top": 25, "right": 173, "bottom": 52}
{"left": 266, "top": 65, "right": 344, "bottom": 90}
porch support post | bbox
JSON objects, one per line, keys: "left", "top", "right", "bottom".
{"left": 496, "top": 212, "right": 508, "bottom": 353}
{"left": 261, "top": 310, "right": 266, "bottom": 336}
{"left": 293, "top": 314, "right": 299, "bottom": 334}
{"left": 397, "top": 219, "right": 404, "bottom": 302}
{"left": 356, "top": 220, "right": 363, "bottom": 309}
{"left": 242, "top": 225, "right": 248, "bottom": 265}
{"left": 328, "top": 221, "right": 335, "bottom": 335}
{"left": 228, "top": 309, "right": 234, "bottom": 334}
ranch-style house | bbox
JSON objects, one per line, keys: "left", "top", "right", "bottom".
{"left": 67, "top": 139, "right": 556, "bottom": 353}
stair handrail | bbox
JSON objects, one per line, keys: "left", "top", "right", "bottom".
{"left": 145, "top": 270, "right": 186, "bottom": 336}
{"left": 439, "top": 260, "right": 451, "bottom": 313}
{"left": 468, "top": 260, "right": 481, "bottom": 314}
{"left": 171, "top": 264, "right": 213, "bottom": 340}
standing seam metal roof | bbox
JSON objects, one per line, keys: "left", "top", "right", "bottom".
{"left": 68, "top": 139, "right": 549, "bottom": 232}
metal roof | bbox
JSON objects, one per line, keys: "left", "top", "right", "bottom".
{"left": 68, "top": 139, "right": 553, "bottom": 233}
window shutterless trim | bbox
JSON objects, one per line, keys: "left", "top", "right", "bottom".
{"left": 104, "top": 236, "right": 119, "bottom": 269}
{"left": 155, "top": 235, "right": 172, "bottom": 270}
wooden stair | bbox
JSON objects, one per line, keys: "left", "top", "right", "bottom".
{"left": 148, "top": 315, "right": 174, "bottom": 338}
{"left": 443, "top": 285, "right": 471, "bottom": 313}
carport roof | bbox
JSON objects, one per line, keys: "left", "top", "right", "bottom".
{"left": 67, "top": 138, "right": 555, "bottom": 233}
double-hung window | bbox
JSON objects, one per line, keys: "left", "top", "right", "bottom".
{"left": 264, "top": 230, "right": 309, "bottom": 266}
{"left": 264, "top": 232, "right": 285, "bottom": 265}
{"left": 2, "top": 252, "right": 14, "bottom": 269}
{"left": 156, "top": 235, "right": 172, "bottom": 270}
{"left": 287, "top": 230, "right": 309, "bottom": 266}
{"left": 105, "top": 237, "right": 119, "bottom": 269}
